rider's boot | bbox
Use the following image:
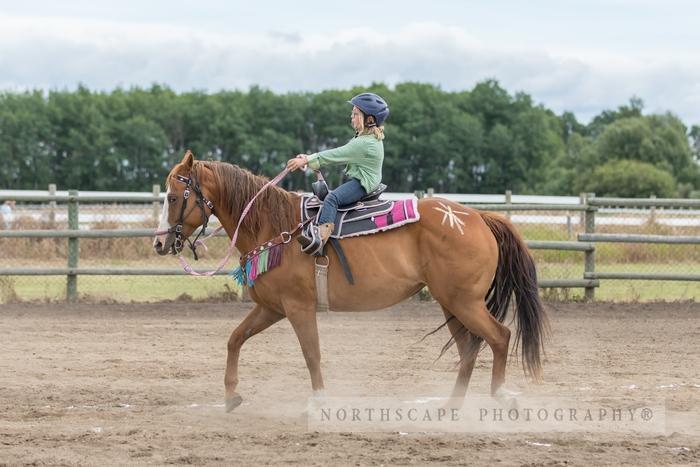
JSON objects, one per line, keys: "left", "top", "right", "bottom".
{"left": 317, "top": 222, "right": 334, "bottom": 246}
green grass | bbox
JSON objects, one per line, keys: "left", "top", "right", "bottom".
{"left": 0, "top": 275, "right": 242, "bottom": 303}
{"left": 2, "top": 262, "right": 699, "bottom": 303}
{"left": 596, "top": 280, "right": 700, "bottom": 302}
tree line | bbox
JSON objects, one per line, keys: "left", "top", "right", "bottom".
{"left": 1, "top": 81, "right": 699, "bottom": 197}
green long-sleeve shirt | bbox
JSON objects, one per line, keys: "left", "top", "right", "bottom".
{"left": 306, "top": 134, "right": 384, "bottom": 193}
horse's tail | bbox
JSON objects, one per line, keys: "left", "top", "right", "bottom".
{"left": 479, "top": 211, "right": 548, "bottom": 381}
{"left": 421, "top": 210, "right": 548, "bottom": 380}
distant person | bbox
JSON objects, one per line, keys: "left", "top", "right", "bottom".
{"left": 1, "top": 200, "right": 15, "bottom": 229}
{"left": 286, "top": 92, "right": 390, "bottom": 254}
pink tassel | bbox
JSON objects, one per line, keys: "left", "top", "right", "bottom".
{"left": 249, "top": 254, "right": 259, "bottom": 281}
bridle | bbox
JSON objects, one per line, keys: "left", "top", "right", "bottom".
{"left": 169, "top": 172, "right": 215, "bottom": 260}
{"left": 155, "top": 165, "right": 290, "bottom": 277}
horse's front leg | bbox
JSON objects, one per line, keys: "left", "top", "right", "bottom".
{"left": 225, "top": 304, "right": 285, "bottom": 412}
{"left": 284, "top": 298, "right": 325, "bottom": 396}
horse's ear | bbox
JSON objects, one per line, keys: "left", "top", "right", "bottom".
{"left": 181, "top": 150, "right": 194, "bottom": 172}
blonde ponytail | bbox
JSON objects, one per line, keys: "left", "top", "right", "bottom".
{"left": 370, "top": 125, "right": 385, "bottom": 141}
{"left": 358, "top": 115, "right": 385, "bottom": 140}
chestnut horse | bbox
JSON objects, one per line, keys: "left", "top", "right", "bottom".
{"left": 154, "top": 151, "right": 547, "bottom": 412}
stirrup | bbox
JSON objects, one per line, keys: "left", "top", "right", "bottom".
{"left": 296, "top": 232, "right": 312, "bottom": 248}
{"left": 298, "top": 224, "right": 325, "bottom": 256}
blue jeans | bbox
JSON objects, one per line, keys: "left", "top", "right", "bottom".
{"left": 318, "top": 178, "right": 367, "bottom": 224}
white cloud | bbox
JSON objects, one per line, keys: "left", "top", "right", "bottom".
{"left": 1, "top": 14, "right": 699, "bottom": 125}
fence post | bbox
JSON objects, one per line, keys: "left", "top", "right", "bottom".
{"left": 649, "top": 194, "right": 657, "bottom": 224}
{"left": 152, "top": 184, "right": 161, "bottom": 225}
{"left": 67, "top": 190, "right": 79, "bottom": 302}
{"left": 426, "top": 188, "right": 434, "bottom": 198}
{"left": 48, "top": 184, "right": 57, "bottom": 225}
{"left": 583, "top": 192, "right": 596, "bottom": 301}
{"left": 505, "top": 190, "right": 512, "bottom": 220}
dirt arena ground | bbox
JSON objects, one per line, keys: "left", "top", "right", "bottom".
{"left": 1, "top": 299, "right": 698, "bottom": 466}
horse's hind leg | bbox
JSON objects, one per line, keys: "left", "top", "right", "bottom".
{"left": 441, "top": 307, "right": 478, "bottom": 400}
{"left": 225, "top": 304, "right": 285, "bottom": 412}
{"left": 442, "top": 298, "right": 511, "bottom": 396}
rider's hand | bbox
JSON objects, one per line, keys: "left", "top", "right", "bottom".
{"left": 286, "top": 155, "right": 308, "bottom": 172}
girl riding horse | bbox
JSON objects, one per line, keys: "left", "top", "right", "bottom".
{"left": 287, "top": 92, "right": 389, "bottom": 254}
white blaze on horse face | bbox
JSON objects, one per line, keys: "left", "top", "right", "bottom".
{"left": 154, "top": 187, "right": 171, "bottom": 247}
{"left": 434, "top": 202, "right": 470, "bottom": 235}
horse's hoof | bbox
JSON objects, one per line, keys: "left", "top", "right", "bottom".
{"left": 493, "top": 386, "right": 521, "bottom": 410}
{"left": 225, "top": 394, "right": 243, "bottom": 412}
{"left": 442, "top": 397, "right": 464, "bottom": 411}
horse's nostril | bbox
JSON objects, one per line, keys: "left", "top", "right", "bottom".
{"left": 154, "top": 240, "right": 163, "bottom": 249}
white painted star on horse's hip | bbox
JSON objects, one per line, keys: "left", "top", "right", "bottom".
{"left": 434, "top": 202, "right": 470, "bottom": 235}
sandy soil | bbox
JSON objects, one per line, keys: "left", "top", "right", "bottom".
{"left": 1, "top": 299, "right": 698, "bottom": 466}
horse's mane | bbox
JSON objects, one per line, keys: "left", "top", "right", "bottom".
{"left": 195, "top": 161, "right": 297, "bottom": 235}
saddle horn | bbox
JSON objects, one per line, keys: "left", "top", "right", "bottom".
{"left": 311, "top": 170, "right": 329, "bottom": 201}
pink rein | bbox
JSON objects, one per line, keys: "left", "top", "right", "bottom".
{"left": 157, "top": 167, "right": 290, "bottom": 277}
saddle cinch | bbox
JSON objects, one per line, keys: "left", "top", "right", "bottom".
{"left": 299, "top": 173, "right": 420, "bottom": 257}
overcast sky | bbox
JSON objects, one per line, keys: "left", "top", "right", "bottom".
{"left": 1, "top": 0, "right": 699, "bottom": 124}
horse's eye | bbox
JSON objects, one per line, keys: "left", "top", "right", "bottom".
{"left": 168, "top": 196, "right": 177, "bottom": 204}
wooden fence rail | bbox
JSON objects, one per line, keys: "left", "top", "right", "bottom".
{"left": 2, "top": 189, "right": 699, "bottom": 301}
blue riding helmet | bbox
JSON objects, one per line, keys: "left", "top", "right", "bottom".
{"left": 349, "top": 92, "right": 390, "bottom": 126}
